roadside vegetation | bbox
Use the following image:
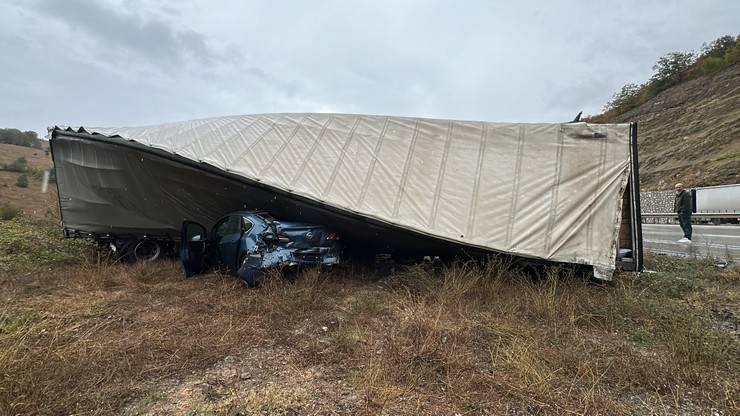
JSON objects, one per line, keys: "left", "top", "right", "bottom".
{"left": 0, "top": 216, "right": 93, "bottom": 272}
{"left": 0, "top": 156, "right": 54, "bottom": 183}
{"left": 0, "top": 128, "right": 43, "bottom": 149}
{"left": 1, "top": 212, "right": 738, "bottom": 415}
{"left": 0, "top": 203, "right": 22, "bottom": 220}
{"left": 590, "top": 34, "right": 740, "bottom": 122}
{"left": 0, "top": 156, "right": 29, "bottom": 172}
{"left": 14, "top": 173, "right": 28, "bottom": 188}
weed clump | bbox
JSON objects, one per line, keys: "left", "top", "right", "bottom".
{"left": 0, "top": 156, "right": 29, "bottom": 172}
{"left": 0, "top": 203, "right": 22, "bottom": 220}
{"left": 15, "top": 173, "right": 29, "bottom": 188}
{"left": 0, "top": 217, "right": 93, "bottom": 272}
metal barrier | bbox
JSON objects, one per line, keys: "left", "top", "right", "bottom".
{"left": 641, "top": 213, "right": 740, "bottom": 224}
{"left": 641, "top": 213, "right": 740, "bottom": 219}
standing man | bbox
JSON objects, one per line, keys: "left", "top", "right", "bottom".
{"left": 674, "top": 183, "right": 692, "bottom": 243}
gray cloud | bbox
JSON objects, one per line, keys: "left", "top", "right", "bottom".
{"left": 1, "top": 0, "right": 738, "bottom": 135}
{"left": 33, "top": 0, "right": 214, "bottom": 68}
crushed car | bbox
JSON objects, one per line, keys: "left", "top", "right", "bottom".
{"left": 179, "top": 211, "right": 341, "bottom": 285}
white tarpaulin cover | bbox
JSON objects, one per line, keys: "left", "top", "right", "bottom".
{"left": 61, "top": 113, "right": 632, "bottom": 270}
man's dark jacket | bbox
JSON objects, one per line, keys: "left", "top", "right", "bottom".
{"left": 674, "top": 190, "right": 692, "bottom": 214}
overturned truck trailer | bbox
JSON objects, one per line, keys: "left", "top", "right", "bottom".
{"left": 49, "top": 113, "right": 643, "bottom": 278}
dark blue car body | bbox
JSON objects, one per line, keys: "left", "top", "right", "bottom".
{"left": 180, "top": 211, "right": 341, "bottom": 285}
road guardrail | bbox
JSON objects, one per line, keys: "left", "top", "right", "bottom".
{"left": 641, "top": 213, "right": 740, "bottom": 219}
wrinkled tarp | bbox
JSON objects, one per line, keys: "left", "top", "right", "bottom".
{"left": 50, "top": 113, "right": 632, "bottom": 271}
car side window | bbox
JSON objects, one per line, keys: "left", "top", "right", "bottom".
{"left": 214, "top": 216, "right": 241, "bottom": 240}
{"left": 242, "top": 217, "right": 254, "bottom": 233}
{"left": 185, "top": 222, "right": 207, "bottom": 242}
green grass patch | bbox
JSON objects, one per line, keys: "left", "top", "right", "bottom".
{"left": 0, "top": 203, "right": 22, "bottom": 220}
{"left": 715, "top": 151, "right": 740, "bottom": 161}
{"left": 140, "top": 384, "right": 165, "bottom": 406}
{"left": 590, "top": 258, "right": 739, "bottom": 369}
{"left": 0, "top": 217, "right": 93, "bottom": 272}
{"left": 0, "top": 312, "right": 39, "bottom": 335}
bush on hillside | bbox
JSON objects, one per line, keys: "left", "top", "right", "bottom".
{"left": 0, "top": 203, "right": 22, "bottom": 220}
{"left": 15, "top": 174, "right": 29, "bottom": 188}
{"left": 1, "top": 157, "right": 29, "bottom": 172}
{"left": 723, "top": 43, "right": 740, "bottom": 66}
{"left": 598, "top": 34, "right": 740, "bottom": 118}
{"left": 650, "top": 51, "right": 696, "bottom": 91}
{"left": 27, "top": 168, "right": 45, "bottom": 181}
{"left": 0, "top": 128, "right": 42, "bottom": 149}
{"left": 698, "top": 56, "right": 726, "bottom": 75}
{"left": 604, "top": 83, "right": 641, "bottom": 114}
{"left": 701, "top": 35, "right": 737, "bottom": 59}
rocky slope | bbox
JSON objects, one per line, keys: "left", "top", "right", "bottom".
{"left": 597, "top": 63, "right": 740, "bottom": 191}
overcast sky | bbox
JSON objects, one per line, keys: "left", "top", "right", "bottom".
{"left": 1, "top": 0, "right": 738, "bottom": 135}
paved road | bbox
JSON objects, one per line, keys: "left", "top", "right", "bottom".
{"left": 642, "top": 224, "right": 740, "bottom": 261}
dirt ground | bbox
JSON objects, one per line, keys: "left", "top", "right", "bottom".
{"left": 1, "top": 222, "right": 738, "bottom": 416}
{"left": 0, "top": 143, "right": 55, "bottom": 220}
{"left": 0, "top": 143, "right": 51, "bottom": 169}
{"left": 0, "top": 171, "right": 57, "bottom": 220}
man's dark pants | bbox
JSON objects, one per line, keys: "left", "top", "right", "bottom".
{"left": 678, "top": 212, "right": 692, "bottom": 240}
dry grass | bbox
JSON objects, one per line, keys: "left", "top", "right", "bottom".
{"left": 0, "top": 219, "right": 738, "bottom": 415}
{"left": 0, "top": 171, "right": 56, "bottom": 220}
{"left": 0, "top": 144, "right": 51, "bottom": 170}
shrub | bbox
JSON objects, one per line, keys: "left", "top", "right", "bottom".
{"left": 724, "top": 41, "right": 740, "bottom": 65}
{"left": 699, "top": 56, "right": 726, "bottom": 75}
{"left": 593, "top": 34, "right": 739, "bottom": 119}
{"left": 27, "top": 168, "right": 44, "bottom": 181}
{"left": 0, "top": 203, "right": 22, "bottom": 220}
{"left": 700, "top": 35, "right": 737, "bottom": 59}
{"left": 1, "top": 157, "right": 28, "bottom": 172}
{"left": 15, "top": 174, "right": 29, "bottom": 188}
{"left": 603, "top": 83, "right": 642, "bottom": 113}
{"left": 651, "top": 51, "right": 696, "bottom": 91}
{"left": 0, "top": 128, "right": 42, "bottom": 148}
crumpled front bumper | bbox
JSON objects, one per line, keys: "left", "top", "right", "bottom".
{"left": 236, "top": 245, "right": 341, "bottom": 285}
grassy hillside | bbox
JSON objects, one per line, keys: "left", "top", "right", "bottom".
{"left": 588, "top": 35, "right": 740, "bottom": 191}
{"left": 598, "top": 63, "right": 740, "bottom": 191}
{"left": 0, "top": 143, "right": 50, "bottom": 168}
{"left": 0, "top": 143, "right": 55, "bottom": 220}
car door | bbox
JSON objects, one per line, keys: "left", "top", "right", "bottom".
{"left": 180, "top": 221, "right": 209, "bottom": 277}
{"left": 212, "top": 215, "right": 245, "bottom": 274}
